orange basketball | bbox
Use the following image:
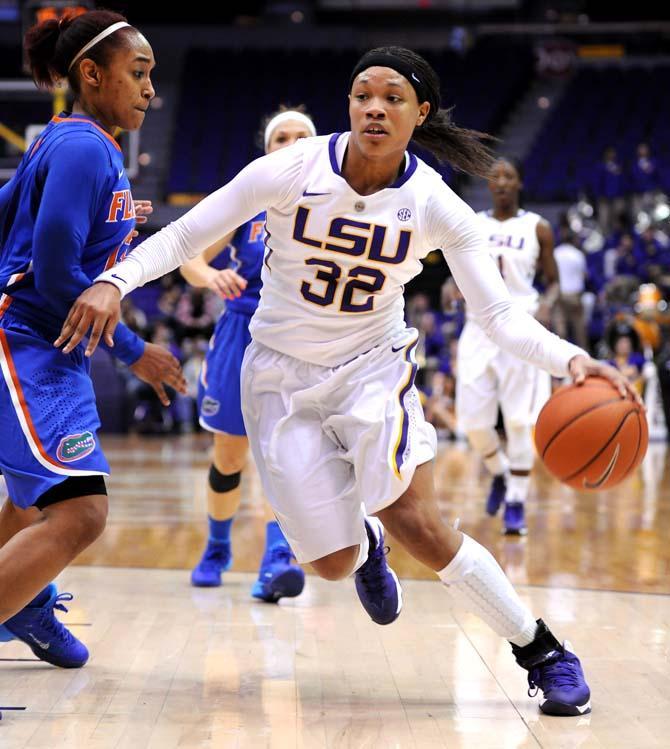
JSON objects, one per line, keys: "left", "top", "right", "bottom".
{"left": 534, "top": 376, "right": 648, "bottom": 491}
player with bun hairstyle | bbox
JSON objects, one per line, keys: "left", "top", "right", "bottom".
{"left": 0, "top": 10, "right": 185, "bottom": 668}
{"left": 60, "top": 46, "right": 638, "bottom": 714}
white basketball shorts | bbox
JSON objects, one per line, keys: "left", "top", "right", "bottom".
{"left": 241, "top": 331, "right": 437, "bottom": 563}
{"left": 456, "top": 345, "right": 551, "bottom": 433}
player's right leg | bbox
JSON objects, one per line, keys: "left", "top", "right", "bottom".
{"left": 241, "top": 342, "right": 395, "bottom": 620}
{"left": 378, "top": 461, "right": 591, "bottom": 716}
{"left": 0, "top": 484, "right": 106, "bottom": 668}
{"left": 0, "top": 312, "right": 111, "bottom": 667}
{"left": 456, "top": 365, "right": 509, "bottom": 516}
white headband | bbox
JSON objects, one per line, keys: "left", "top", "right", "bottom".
{"left": 263, "top": 111, "right": 316, "bottom": 150}
{"left": 68, "top": 21, "right": 131, "bottom": 72}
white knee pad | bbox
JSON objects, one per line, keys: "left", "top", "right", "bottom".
{"left": 505, "top": 424, "right": 535, "bottom": 472}
{"left": 466, "top": 428, "right": 500, "bottom": 457}
{"left": 438, "top": 534, "right": 537, "bottom": 643}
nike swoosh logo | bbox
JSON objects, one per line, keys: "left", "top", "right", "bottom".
{"left": 391, "top": 344, "right": 405, "bottom": 352}
{"left": 583, "top": 443, "right": 620, "bottom": 489}
{"left": 302, "top": 190, "right": 330, "bottom": 197}
{"left": 111, "top": 273, "right": 127, "bottom": 284}
{"left": 118, "top": 169, "right": 124, "bottom": 179}
{"left": 411, "top": 73, "right": 420, "bottom": 83}
{"left": 28, "top": 633, "right": 50, "bottom": 650}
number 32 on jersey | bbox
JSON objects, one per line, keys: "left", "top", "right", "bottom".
{"left": 292, "top": 206, "right": 411, "bottom": 313}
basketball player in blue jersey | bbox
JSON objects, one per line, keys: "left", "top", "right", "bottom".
{"left": 457, "top": 158, "right": 559, "bottom": 535}
{"left": 61, "top": 47, "right": 640, "bottom": 716}
{"left": 181, "top": 106, "right": 316, "bottom": 600}
{"left": 0, "top": 10, "right": 185, "bottom": 668}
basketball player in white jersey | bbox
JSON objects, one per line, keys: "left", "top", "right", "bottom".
{"left": 457, "top": 158, "right": 558, "bottom": 535}
{"left": 57, "top": 47, "right": 639, "bottom": 717}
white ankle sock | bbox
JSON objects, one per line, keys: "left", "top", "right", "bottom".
{"left": 438, "top": 533, "right": 537, "bottom": 646}
{"left": 507, "top": 474, "right": 530, "bottom": 503}
{"left": 484, "top": 450, "right": 510, "bottom": 478}
{"left": 352, "top": 520, "right": 372, "bottom": 572}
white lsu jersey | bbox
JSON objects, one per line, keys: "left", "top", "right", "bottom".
{"left": 458, "top": 209, "right": 543, "bottom": 379}
{"left": 99, "top": 132, "right": 584, "bottom": 377}
{"left": 476, "top": 209, "right": 541, "bottom": 315}
{"left": 251, "top": 133, "right": 435, "bottom": 366}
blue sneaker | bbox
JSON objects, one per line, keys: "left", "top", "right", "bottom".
{"left": 503, "top": 501, "right": 527, "bottom": 536}
{"left": 486, "top": 474, "right": 507, "bottom": 516}
{"left": 512, "top": 619, "right": 591, "bottom": 716}
{"left": 0, "top": 584, "right": 89, "bottom": 668}
{"left": 252, "top": 544, "right": 305, "bottom": 603}
{"left": 191, "top": 541, "right": 232, "bottom": 587}
{"left": 355, "top": 517, "right": 403, "bottom": 625}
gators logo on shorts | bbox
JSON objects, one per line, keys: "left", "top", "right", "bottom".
{"left": 201, "top": 396, "right": 220, "bottom": 417}
{"left": 57, "top": 431, "right": 96, "bottom": 462}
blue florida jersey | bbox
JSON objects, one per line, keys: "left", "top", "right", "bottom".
{"left": 209, "top": 212, "right": 266, "bottom": 316}
{"left": 0, "top": 113, "right": 143, "bottom": 364}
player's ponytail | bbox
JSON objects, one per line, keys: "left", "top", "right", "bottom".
{"left": 411, "top": 106, "right": 496, "bottom": 179}
{"left": 350, "top": 46, "right": 496, "bottom": 179}
{"left": 24, "top": 9, "right": 130, "bottom": 93}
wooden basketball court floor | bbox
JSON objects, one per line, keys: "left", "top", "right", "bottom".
{"left": 1, "top": 434, "right": 669, "bottom": 748}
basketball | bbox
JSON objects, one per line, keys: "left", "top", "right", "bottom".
{"left": 534, "top": 376, "right": 648, "bottom": 490}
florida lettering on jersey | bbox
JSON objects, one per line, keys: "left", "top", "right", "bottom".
{"left": 0, "top": 113, "right": 144, "bottom": 365}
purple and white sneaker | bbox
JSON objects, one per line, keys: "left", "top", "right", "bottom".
{"left": 354, "top": 517, "right": 403, "bottom": 625}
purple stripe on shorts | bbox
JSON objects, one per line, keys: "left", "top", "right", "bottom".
{"left": 394, "top": 337, "right": 419, "bottom": 475}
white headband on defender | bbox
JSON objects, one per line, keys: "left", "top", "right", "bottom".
{"left": 263, "top": 111, "right": 316, "bottom": 150}
{"left": 68, "top": 21, "right": 132, "bottom": 72}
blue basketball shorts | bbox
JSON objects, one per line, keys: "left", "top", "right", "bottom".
{"left": 0, "top": 311, "right": 109, "bottom": 509}
{"left": 197, "top": 309, "right": 252, "bottom": 436}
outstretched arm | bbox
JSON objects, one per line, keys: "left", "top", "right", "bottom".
{"left": 55, "top": 145, "right": 304, "bottom": 354}
{"left": 429, "top": 189, "right": 640, "bottom": 401}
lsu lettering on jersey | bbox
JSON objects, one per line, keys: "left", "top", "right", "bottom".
{"left": 100, "top": 132, "right": 584, "bottom": 378}
{"left": 0, "top": 112, "right": 143, "bottom": 364}
{"left": 476, "top": 209, "right": 541, "bottom": 314}
{"left": 457, "top": 209, "right": 542, "bottom": 375}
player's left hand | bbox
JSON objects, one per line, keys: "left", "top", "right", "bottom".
{"left": 130, "top": 342, "right": 186, "bottom": 407}
{"left": 54, "top": 282, "right": 122, "bottom": 356}
{"left": 131, "top": 199, "right": 153, "bottom": 238}
{"left": 568, "top": 354, "right": 643, "bottom": 406}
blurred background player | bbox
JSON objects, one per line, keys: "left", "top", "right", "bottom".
{"left": 456, "top": 158, "right": 558, "bottom": 535}
{"left": 0, "top": 11, "right": 184, "bottom": 667}
{"left": 180, "top": 106, "right": 317, "bottom": 601}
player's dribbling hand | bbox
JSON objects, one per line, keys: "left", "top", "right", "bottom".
{"left": 130, "top": 342, "right": 187, "bottom": 407}
{"left": 207, "top": 268, "right": 247, "bottom": 300}
{"left": 568, "top": 354, "right": 643, "bottom": 406}
{"left": 54, "top": 282, "right": 122, "bottom": 356}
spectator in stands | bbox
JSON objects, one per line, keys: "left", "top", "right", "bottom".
{"left": 156, "top": 272, "right": 183, "bottom": 320}
{"left": 173, "top": 337, "right": 207, "bottom": 433}
{"left": 174, "top": 287, "right": 221, "bottom": 341}
{"left": 630, "top": 142, "right": 660, "bottom": 218}
{"left": 438, "top": 277, "right": 465, "bottom": 340}
{"left": 418, "top": 310, "right": 445, "bottom": 364}
{"left": 604, "top": 232, "right": 638, "bottom": 282}
{"left": 423, "top": 369, "right": 457, "bottom": 438}
{"left": 606, "top": 322, "right": 644, "bottom": 390}
{"left": 636, "top": 226, "right": 670, "bottom": 284}
{"left": 553, "top": 227, "right": 588, "bottom": 351}
{"left": 120, "top": 296, "right": 148, "bottom": 337}
{"left": 405, "top": 292, "right": 430, "bottom": 330}
{"left": 594, "top": 147, "right": 626, "bottom": 234}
